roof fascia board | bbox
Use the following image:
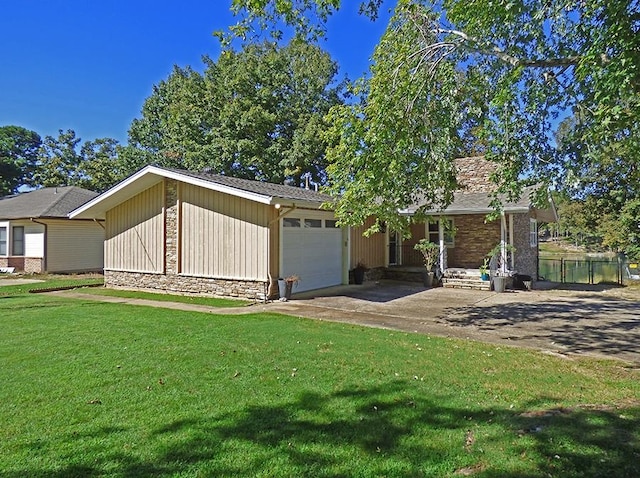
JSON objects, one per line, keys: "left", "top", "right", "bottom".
{"left": 71, "top": 165, "right": 331, "bottom": 219}
{"left": 70, "top": 165, "right": 161, "bottom": 218}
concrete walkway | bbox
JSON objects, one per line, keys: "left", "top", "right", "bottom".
{"left": 55, "top": 280, "right": 640, "bottom": 365}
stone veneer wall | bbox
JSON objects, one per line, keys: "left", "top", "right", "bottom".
{"left": 165, "top": 179, "right": 178, "bottom": 274}
{"left": 512, "top": 213, "right": 538, "bottom": 279}
{"left": 106, "top": 270, "right": 268, "bottom": 300}
{"left": 448, "top": 214, "right": 501, "bottom": 268}
{"left": 104, "top": 179, "right": 269, "bottom": 301}
{"left": 454, "top": 156, "right": 497, "bottom": 193}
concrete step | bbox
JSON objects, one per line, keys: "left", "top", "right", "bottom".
{"left": 442, "top": 277, "right": 491, "bottom": 290}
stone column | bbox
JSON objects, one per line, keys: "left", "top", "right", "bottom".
{"left": 165, "top": 179, "right": 178, "bottom": 275}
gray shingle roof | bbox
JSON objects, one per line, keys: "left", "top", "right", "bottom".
{"left": 404, "top": 185, "right": 539, "bottom": 215}
{"left": 0, "top": 187, "right": 99, "bottom": 219}
{"left": 166, "top": 168, "right": 334, "bottom": 204}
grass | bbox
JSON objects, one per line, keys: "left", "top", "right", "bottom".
{"left": 0, "top": 274, "right": 104, "bottom": 295}
{"left": 79, "top": 287, "right": 249, "bottom": 308}
{"left": 0, "top": 274, "right": 248, "bottom": 307}
{"left": 0, "top": 291, "right": 639, "bottom": 477}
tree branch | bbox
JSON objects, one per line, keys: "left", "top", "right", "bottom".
{"left": 434, "top": 27, "right": 581, "bottom": 69}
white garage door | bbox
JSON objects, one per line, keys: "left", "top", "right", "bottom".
{"left": 281, "top": 212, "right": 343, "bottom": 293}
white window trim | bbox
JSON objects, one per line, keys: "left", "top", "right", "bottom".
{"left": 12, "top": 225, "right": 25, "bottom": 256}
{"left": 0, "top": 225, "right": 7, "bottom": 256}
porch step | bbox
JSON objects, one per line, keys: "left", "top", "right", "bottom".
{"left": 442, "top": 268, "right": 491, "bottom": 290}
{"left": 442, "top": 277, "right": 491, "bottom": 290}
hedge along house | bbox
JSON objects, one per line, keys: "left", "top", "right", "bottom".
{"left": 347, "top": 157, "right": 558, "bottom": 288}
{"left": 0, "top": 187, "right": 104, "bottom": 273}
{"left": 70, "top": 166, "right": 352, "bottom": 300}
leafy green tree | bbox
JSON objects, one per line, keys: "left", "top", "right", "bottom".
{"left": 618, "top": 200, "right": 640, "bottom": 261}
{"left": 0, "top": 125, "right": 41, "bottom": 196}
{"left": 123, "top": 39, "right": 343, "bottom": 185}
{"left": 33, "top": 129, "right": 121, "bottom": 192}
{"left": 227, "top": 0, "right": 640, "bottom": 231}
{"left": 33, "top": 129, "right": 84, "bottom": 188}
{"left": 122, "top": 65, "right": 214, "bottom": 175}
{"left": 324, "top": 4, "right": 462, "bottom": 234}
{"left": 80, "top": 138, "right": 123, "bottom": 192}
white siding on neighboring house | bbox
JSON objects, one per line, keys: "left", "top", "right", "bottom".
{"left": 0, "top": 220, "right": 44, "bottom": 257}
{"left": 46, "top": 219, "right": 104, "bottom": 272}
{"left": 180, "top": 183, "right": 270, "bottom": 280}
{"left": 105, "top": 182, "right": 164, "bottom": 273}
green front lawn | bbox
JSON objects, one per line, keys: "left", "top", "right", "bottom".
{"left": 80, "top": 287, "right": 249, "bottom": 308}
{"left": 1, "top": 292, "right": 638, "bottom": 477}
{"left": 0, "top": 275, "right": 104, "bottom": 295}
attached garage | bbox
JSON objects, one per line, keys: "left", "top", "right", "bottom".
{"left": 280, "top": 210, "right": 345, "bottom": 292}
{"left": 71, "top": 166, "right": 350, "bottom": 300}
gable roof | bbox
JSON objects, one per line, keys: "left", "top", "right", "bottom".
{"left": 0, "top": 186, "right": 99, "bottom": 220}
{"left": 401, "top": 184, "right": 558, "bottom": 222}
{"left": 71, "top": 165, "right": 334, "bottom": 220}
{"left": 169, "top": 168, "right": 333, "bottom": 204}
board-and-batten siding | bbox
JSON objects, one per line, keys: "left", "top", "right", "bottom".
{"left": 350, "top": 216, "right": 386, "bottom": 269}
{"left": 105, "top": 182, "right": 164, "bottom": 273}
{"left": 180, "top": 183, "right": 269, "bottom": 280}
{"left": 46, "top": 219, "right": 105, "bottom": 272}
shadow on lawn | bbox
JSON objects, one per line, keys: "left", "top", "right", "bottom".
{"left": 440, "top": 296, "right": 640, "bottom": 364}
{"left": 7, "top": 382, "right": 640, "bottom": 477}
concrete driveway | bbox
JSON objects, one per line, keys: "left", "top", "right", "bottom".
{"left": 266, "top": 281, "right": 640, "bottom": 365}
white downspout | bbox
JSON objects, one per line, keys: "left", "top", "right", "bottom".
{"left": 438, "top": 220, "right": 445, "bottom": 272}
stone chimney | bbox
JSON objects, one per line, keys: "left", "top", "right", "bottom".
{"left": 454, "top": 156, "right": 497, "bottom": 193}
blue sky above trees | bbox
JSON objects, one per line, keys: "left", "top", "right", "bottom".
{"left": 0, "top": 0, "right": 392, "bottom": 143}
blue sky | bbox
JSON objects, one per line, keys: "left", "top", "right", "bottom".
{"left": 0, "top": 1, "right": 393, "bottom": 144}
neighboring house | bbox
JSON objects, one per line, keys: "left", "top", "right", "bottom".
{"left": 0, "top": 187, "right": 104, "bottom": 273}
{"left": 70, "top": 166, "right": 350, "bottom": 299}
{"left": 349, "top": 156, "right": 557, "bottom": 285}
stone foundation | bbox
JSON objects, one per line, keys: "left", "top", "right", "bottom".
{"left": 105, "top": 270, "right": 268, "bottom": 301}
{"left": 0, "top": 257, "right": 43, "bottom": 273}
{"left": 349, "top": 266, "right": 385, "bottom": 284}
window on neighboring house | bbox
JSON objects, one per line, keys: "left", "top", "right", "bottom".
{"left": 530, "top": 219, "right": 538, "bottom": 247}
{"left": 0, "top": 227, "right": 6, "bottom": 255}
{"left": 428, "top": 219, "right": 455, "bottom": 247}
{"left": 12, "top": 226, "right": 24, "bottom": 256}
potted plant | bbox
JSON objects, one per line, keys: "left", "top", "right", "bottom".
{"left": 479, "top": 257, "right": 490, "bottom": 281}
{"left": 278, "top": 275, "right": 299, "bottom": 301}
{"left": 486, "top": 243, "right": 515, "bottom": 292}
{"left": 414, "top": 239, "right": 440, "bottom": 287}
{"left": 353, "top": 261, "right": 368, "bottom": 285}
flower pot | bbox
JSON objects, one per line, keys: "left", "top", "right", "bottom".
{"left": 353, "top": 267, "right": 366, "bottom": 285}
{"left": 423, "top": 271, "right": 435, "bottom": 287}
{"left": 480, "top": 272, "right": 490, "bottom": 281}
{"left": 493, "top": 276, "right": 506, "bottom": 293}
{"left": 278, "top": 279, "right": 287, "bottom": 300}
